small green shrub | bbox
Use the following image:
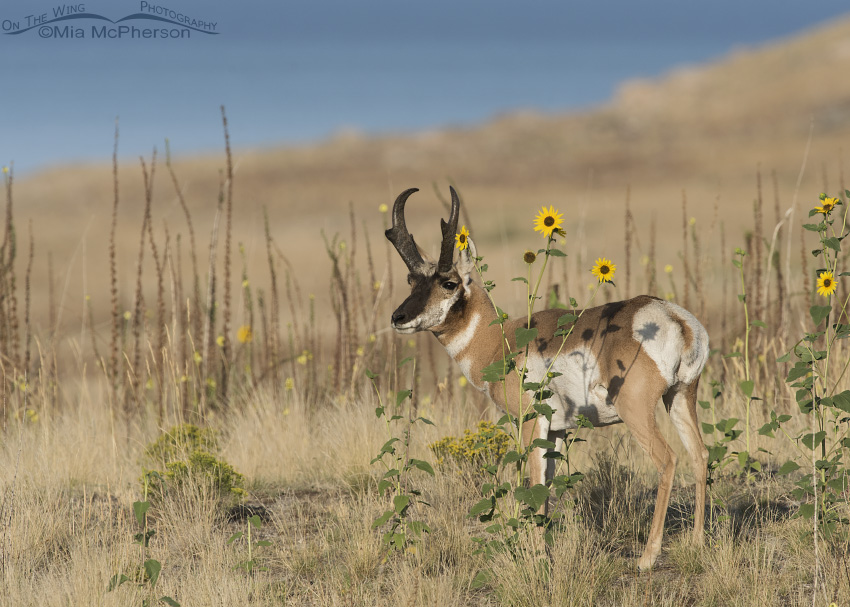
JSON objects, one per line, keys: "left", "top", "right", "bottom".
{"left": 142, "top": 424, "right": 244, "bottom": 502}
{"left": 429, "top": 421, "right": 512, "bottom": 469}
{"left": 144, "top": 423, "right": 219, "bottom": 466}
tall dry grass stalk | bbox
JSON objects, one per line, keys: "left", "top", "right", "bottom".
{"left": 681, "top": 189, "right": 690, "bottom": 310}
{"left": 23, "top": 221, "right": 33, "bottom": 380}
{"left": 624, "top": 186, "right": 633, "bottom": 299}
{"left": 263, "top": 207, "right": 280, "bottom": 390}
{"left": 220, "top": 106, "right": 234, "bottom": 402}
{"left": 166, "top": 140, "right": 203, "bottom": 348}
{"left": 200, "top": 178, "right": 224, "bottom": 417}
{"left": 109, "top": 120, "right": 121, "bottom": 390}
{"left": 753, "top": 167, "right": 764, "bottom": 324}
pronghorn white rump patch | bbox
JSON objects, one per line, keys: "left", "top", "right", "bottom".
{"left": 663, "top": 300, "right": 710, "bottom": 384}
{"left": 631, "top": 300, "right": 709, "bottom": 387}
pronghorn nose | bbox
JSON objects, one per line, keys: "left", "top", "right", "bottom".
{"left": 391, "top": 310, "right": 407, "bottom": 325}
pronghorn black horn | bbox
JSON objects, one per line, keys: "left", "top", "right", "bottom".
{"left": 385, "top": 188, "right": 427, "bottom": 273}
{"left": 437, "top": 186, "right": 460, "bottom": 273}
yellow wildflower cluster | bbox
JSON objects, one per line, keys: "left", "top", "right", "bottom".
{"left": 429, "top": 421, "right": 512, "bottom": 468}
{"left": 296, "top": 350, "right": 313, "bottom": 365}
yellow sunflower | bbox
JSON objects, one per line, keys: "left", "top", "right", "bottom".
{"left": 815, "top": 196, "right": 839, "bottom": 215}
{"left": 533, "top": 206, "right": 564, "bottom": 238}
{"left": 817, "top": 271, "right": 837, "bottom": 297}
{"left": 455, "top": 225, "right": 470, "bottom": 250}
{"left": 591, "top": 257, "right": 617, "bottom": 283}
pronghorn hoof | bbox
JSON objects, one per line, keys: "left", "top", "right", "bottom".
{"left": 637, "top": 554, "right": 658, "bottom": 572}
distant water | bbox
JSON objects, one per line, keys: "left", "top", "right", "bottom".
{"left": 0, "top": 2, "right": 847, "bottom": 174}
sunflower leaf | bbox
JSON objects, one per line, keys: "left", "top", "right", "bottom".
{"left": 810, "top": 306, "right": 831, "bottom": 327}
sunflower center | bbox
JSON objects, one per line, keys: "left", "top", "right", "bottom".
{"left": 601, "top": 265, "right": 609, "bottom": 274}
{"left": 544, "top": 216, "right": 555, "bottom": 227}
{"left": 459, "top": 234, "right": 466, "bottom": 243}
{"left": 825, "top": 279, "right": 832, "bottom": 287}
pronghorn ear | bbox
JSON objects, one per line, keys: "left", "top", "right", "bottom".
{"left": 456, "top": 237, "right": 477, "bottom": 278}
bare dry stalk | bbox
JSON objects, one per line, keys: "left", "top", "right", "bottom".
{"left": 109, "top": 120, "right": 121, "bottom": 387}
{"left": 220, "top": 106, "right": 234, "bottom": 401}
{"left": 1, "top": 163, "right": 20, "bottom": 372}
{"left": 681, "top": 190, "right": 690, "bottom": 309}
{"left": 148, "top": 220, "right": 169, "bottom": 422}
{"left": 201, "top": 179, "right": 224, "bottom": 417}
{"left": 166, "top": 140, "right": 203, "bottom": 347}
{"left": 772, "top": 170, "right": 785, "bottom": 329}
{"left": 349, "top": 202, "right": 365, "bottom": 339}
{"left": 263, "top": 207, "right": 280, "bottom": 389}
{"left": 173, "top": 233, "right": 189, "bottom": 418}
{"left": 131, "top": 151, "right": 156, "bottom": 412}
{"left": 624, "top": 186, "right": 632, "bottom": 299}
{"left": 47, "top": 251, "right": 57, "bottom": 382}
{"left": 364, "top": 218, "right": 377, "bottom": 299}
{"left": 257, "top": 288, "right": 269, "bottom": 376}
{"left": 239, "top": 243, "right": 256, "bottom": 386}
{"left": 325, "top": 232, "right": 352, "bottom": 392}
{"left": 754, "top": 167, "right": 764, "bottom": 324}
{"left": 273, "top": 246, "right": 304, "bottom": 351}
{"left": 647, "top": 213, "right": 657, "bottom": 296}
{"left": 720, "top": 221, "right": 728, "bottom": 355}
{"left": 800, "top": 219, "right": 810, "bottom": 298}
{"left": 691, "top": 220, "right": 705, "bottom": 320}
{"left": 23, "top": 220, "right": 33, "bottom": 377}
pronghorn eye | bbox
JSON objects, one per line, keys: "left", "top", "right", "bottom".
{"left": 442, "top": 281, "right": 458, "bottom": 290}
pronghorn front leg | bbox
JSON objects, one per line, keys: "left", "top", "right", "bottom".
{"left": 522, "top": 418, "right": 567, "bottom": 543}
{"left": 522, "top": 416, "right": 566, "bottom": 501}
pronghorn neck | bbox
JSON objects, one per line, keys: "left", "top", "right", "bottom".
{"left": 432, "top": 280, "right": 498, "bottom": 389}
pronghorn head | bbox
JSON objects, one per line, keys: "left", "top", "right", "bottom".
{"left": 385, "top": 187, "right": 476, "bottom": 334}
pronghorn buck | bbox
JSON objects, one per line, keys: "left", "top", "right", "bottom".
{"left": 385, "top": 186, "right": 710, "bottom": 570}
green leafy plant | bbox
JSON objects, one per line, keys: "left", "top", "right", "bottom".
{"left": 228, "top": 514, "right": 272, "bottom": 574}
{"left": 701, "top": 248, "right": 766, "bottom": 481}
{"left": 463, "top": 215, "right": 602, "bottom": 584}
{"left": 764, "top": 192, "right": 850, "bottom": 539}
{"left": 107, "top": 471, "right": 180, "bottom": 607}
{"left": 366, "top": 362, "right": 435, "bottom": 553}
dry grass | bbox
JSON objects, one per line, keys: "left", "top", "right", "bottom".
{"left": 1, "top": 384, "right": 848, "bottom": 606}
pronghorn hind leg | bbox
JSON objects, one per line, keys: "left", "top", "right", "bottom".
{"left": 665, "top": 379, "right": 708, "bottom": 545}
{"left": 615, "top": 378, "right": 676, "bottom": 571}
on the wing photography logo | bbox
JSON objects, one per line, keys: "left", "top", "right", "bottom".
{"left": 1, "top": 2, "right": 218, "bottom": 39}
